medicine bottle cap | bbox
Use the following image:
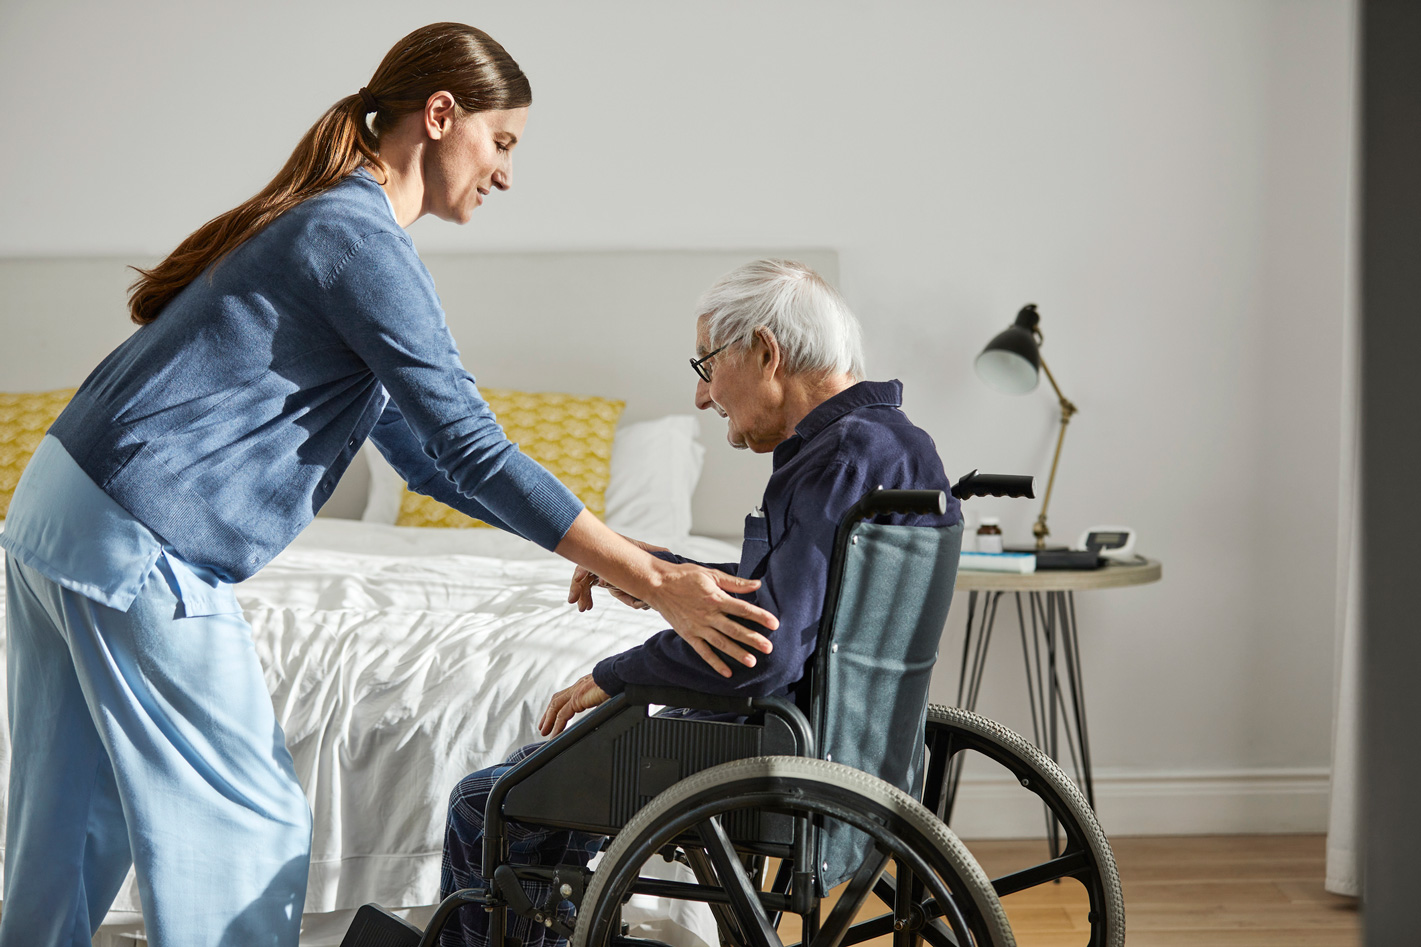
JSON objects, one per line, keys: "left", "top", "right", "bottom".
{"left": 979, "top": 516, "right": 1001, "bottom": 527}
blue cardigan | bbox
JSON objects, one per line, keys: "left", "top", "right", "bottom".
{"left": 48, "top": 170, "right": 582, "bottom": 582}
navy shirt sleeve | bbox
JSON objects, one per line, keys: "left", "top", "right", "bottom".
{"left": 592, "top": 457, "right": 873, "bottom": 697}
{"left": 650, "top": 549, "right": 738, "bottom": 573}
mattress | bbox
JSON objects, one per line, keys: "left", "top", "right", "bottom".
{"left": 0, "top": 516, "right": 736, "bottom": 946}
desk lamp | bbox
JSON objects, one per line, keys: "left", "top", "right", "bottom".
{"left": 974, "top": 304, "right": 1077, "bottom": 551}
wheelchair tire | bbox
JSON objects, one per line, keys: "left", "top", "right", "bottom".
{"left": 922, "top": 705, "right": 1125, "bottom": 947}
{"left": 572, "top": 755, "right": 1014, "bottom": 947}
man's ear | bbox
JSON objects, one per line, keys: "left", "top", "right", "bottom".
{"left": 755, "top": 326, "right": 781, "bottom": 377}
{"left": 425, "top": 91, "right": 457, "bottom": 140}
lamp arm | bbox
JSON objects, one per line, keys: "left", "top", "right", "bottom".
{"left": 1033, "top": 354, "right": 1077, "bottom": 550}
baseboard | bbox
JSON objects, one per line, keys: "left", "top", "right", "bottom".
{"left": 948, "top": 766, "right": 1332, "bottom": 839}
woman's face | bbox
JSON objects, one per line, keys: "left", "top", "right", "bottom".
{"left": 424, "top": 106, "right": 528, "bottom": 224}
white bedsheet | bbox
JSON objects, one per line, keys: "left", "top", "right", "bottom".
{"left": 0, "top": 517, "right": 737, "bottom": 945}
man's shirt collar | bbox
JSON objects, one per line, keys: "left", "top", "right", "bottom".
{"left": 773, "top": 379, "right": 904, "bottom": 467}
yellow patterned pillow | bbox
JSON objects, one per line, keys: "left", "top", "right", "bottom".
{"left": 0, "top": 388, "right": 77, "bottom": 519}
{"left": 397, "top": 389, "right": 625, "bottom": 529}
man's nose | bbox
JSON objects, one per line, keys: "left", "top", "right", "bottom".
{"left": 694, "top": 377, "right": 713, "bottom": 411}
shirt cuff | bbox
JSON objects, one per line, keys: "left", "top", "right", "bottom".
{"left": 592, "top": 653, "right": 628, "bottom": 695}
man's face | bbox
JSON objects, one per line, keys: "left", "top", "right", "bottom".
{"left": 693, "top": 316, "right": 785, "bottom": 453}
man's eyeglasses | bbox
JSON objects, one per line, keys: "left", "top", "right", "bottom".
{"left": 690, "top": 342, "right": 730, "bottom": 383}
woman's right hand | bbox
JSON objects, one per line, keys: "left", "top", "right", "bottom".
{"left": 638, "top": 561, "right": 776, "bottom": 678}
{"left": 555, "top": 511, "right": 777, "bottom": 678}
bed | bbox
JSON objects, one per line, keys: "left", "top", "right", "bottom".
{"left": 0, "top": 248, "right": 839, "bottom": 945}
{"left": 0, "top": 419, "right": 735, "bottom": 946}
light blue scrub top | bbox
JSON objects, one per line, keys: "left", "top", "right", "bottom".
{"left": 1, "top": 435, "right": 235, "bottom": 615}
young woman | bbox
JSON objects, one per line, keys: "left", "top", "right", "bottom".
{"left": 0, "top": 23, "right": 775, "bottom": 947}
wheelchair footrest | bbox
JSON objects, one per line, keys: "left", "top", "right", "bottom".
{"left": 339, "top": 903, "right": 424, "bottom": 947}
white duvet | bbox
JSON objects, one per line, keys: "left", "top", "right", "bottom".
{"left": 0, "top": 517, "right": 738, "bottom": 945}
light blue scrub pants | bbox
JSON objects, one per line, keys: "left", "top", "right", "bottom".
{"left": 1, "top": 553, "right": 312, "bottom": 946}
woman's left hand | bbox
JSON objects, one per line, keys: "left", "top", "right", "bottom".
{"left": 539, "top": 674, "right": 610, "bottom": 737}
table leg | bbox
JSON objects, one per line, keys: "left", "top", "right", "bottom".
{"left": 945, "top": 588, "right": 1100, "bottom": 835}
{"left": 1058, "top": 591, "right": 1096, "bottom": 808}
{"left": 945, "top": 589, "right": 1005, "bottom": 820}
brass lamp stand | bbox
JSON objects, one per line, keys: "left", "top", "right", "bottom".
{"left": 1031, "top": 354, "right": 1077, "bottom": 550}
{"left": 974, "top": 304, "right": 1077, "bottom": 550}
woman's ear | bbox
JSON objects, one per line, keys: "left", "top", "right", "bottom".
{"left": 425, "top": 91, "right": 457, "bottom": 140}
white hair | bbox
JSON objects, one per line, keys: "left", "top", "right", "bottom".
{"left": 699, "top": 259, "right": 866, "bottom": 381}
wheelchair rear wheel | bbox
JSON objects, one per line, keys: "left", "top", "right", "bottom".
{"left": 922, "top": 706, "right": 1124, "bottom": 947}
{"left": 573, "top": 756, "right": 1014, "bottom": 947}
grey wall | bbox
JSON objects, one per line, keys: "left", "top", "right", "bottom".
{"left": 0, "top": 0, "right": 1355, "bottom": 834}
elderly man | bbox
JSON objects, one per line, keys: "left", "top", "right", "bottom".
{"left": 438, "top": 259, "right": 960, "bottom": 947}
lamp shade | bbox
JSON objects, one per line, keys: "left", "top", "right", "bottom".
{"left": 974, "top": 304, "right": 1042, "bottom": 395}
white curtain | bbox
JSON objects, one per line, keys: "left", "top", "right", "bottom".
{"left": 1326, "top": 460, "right": 1360, "bottom": 897}
{"left": 1325, "top": 221, "right": 1361, "bottom": 896}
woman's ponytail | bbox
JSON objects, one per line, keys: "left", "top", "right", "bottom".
{"left": 127, "top": 23, "right": 530, "bottom": 325}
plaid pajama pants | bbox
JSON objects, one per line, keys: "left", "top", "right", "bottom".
{"left": 440, "top": 742, "right": 604, "bottom": 947}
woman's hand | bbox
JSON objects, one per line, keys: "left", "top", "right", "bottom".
{"left": 641, "top": 562, "right": 775, "bottom": 678}
{"left": 539, "top": 674, "right": 610, "bottom": 737}
{"left": 554, "top": 511, "right": 778, "bottom": 679}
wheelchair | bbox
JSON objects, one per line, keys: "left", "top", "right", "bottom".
{"left": 342, "top": 473, "right": 1124, "bottom": 947}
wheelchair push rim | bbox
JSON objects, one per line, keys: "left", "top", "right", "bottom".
{"left": 922, "top": 706, "right": 1125, "bottom": 947}
{"left": 573, "top": 756, "right": 1015, "bottom": 947}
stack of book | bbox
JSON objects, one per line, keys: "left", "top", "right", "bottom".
{"left": 959, "top": 551, "right": 1036, "bottom": 574}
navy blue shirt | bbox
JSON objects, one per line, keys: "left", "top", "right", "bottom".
{"left": 592, "top": 380, "right": 959, "bottom": 699}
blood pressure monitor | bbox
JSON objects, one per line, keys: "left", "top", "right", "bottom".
{"left": 1076, "top": 526, "right": 1137, "bottom": 561}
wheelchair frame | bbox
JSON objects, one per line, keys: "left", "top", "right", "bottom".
{"left": 341, "top": 473, "right": 1122, "bottom": 947}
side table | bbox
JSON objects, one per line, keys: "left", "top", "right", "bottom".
{"left": 949, "top": 558, "right": 1163, "bottom": 820}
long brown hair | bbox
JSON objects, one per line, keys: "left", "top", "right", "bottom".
{"left": 128, "top": 23, "right": 531, "bottom": 325}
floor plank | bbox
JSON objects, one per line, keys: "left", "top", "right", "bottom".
{"left": 960, "top": 834, "right": 1361, "bottom": 946}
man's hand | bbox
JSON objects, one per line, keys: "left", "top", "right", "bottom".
{"left": 567, "top": 536, "right": 668, "bottom": 612}
{"left": 568, "top": 566, "right": 652, "bottom": 612}
{"left": 539, "top": 674, "right": 611, "bottom": 737}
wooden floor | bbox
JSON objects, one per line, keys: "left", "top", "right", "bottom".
{"left": 965, "top": 834, "right": 1359, "bottom": 946}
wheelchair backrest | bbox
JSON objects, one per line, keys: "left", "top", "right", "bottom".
{"left": 810, "top": 519, "right": 964, "bottom": 889}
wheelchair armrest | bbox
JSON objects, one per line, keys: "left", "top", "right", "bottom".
{"left": 623, "top": 685, "right": 814, "bottom": 757}
{"left": 623, "top": 684, "right": 754, "bottom": 716}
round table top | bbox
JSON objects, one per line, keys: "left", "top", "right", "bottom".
{"left": 954, "top": 557, "right": 1162, "bottom": 592}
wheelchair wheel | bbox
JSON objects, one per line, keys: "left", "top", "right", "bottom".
{"left": 572, "top": 756, "right": 1014, "bottom": 947}
{"left": 922, "top": 706, "right": 1124, "bottom": 947}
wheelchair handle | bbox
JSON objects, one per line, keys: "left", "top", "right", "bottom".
{"left": 840, "top": 488, "right": 947, "bottom": 524}
{"left": 951, "top": 469, "right": 1035, "bottom": 500}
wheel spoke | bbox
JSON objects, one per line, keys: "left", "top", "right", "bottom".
{"left": 990, "top": 851, "right": 1090, "bottom": 898}
{"left": 875, "top": 869, "right": 974, "bottom": 947}
{"left": 697, "top": 816, "right": 784, "bottom": 947}
{"left": 808, "top": 847, "right": 890, "bottom": 947}
{"left": 919, "top": 917, "right": 964, "bottom": 947}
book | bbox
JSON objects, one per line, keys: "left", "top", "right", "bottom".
{"left": 959, "top": 551, "right": 1037, "bottom": 574}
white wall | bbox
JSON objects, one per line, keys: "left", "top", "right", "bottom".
{"left": 0, "top": 0, "right": 1354, "bottom": 834}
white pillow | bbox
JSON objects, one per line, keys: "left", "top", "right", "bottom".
{"left": 603, "top": 415, "right": 705, "bottom": 546}
{"left": 361, "top": 441, "right": 406, "bottom": 524}
{"left": 361, "top": 415, "right": 706, "bottom": 545}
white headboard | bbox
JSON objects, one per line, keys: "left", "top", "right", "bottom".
{"left": 0, "top": 249, "right": 838, "bottom": 537}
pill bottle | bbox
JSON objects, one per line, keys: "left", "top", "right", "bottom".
{"left": 977, "top": 516, "right": 1004, "bottom": 554}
